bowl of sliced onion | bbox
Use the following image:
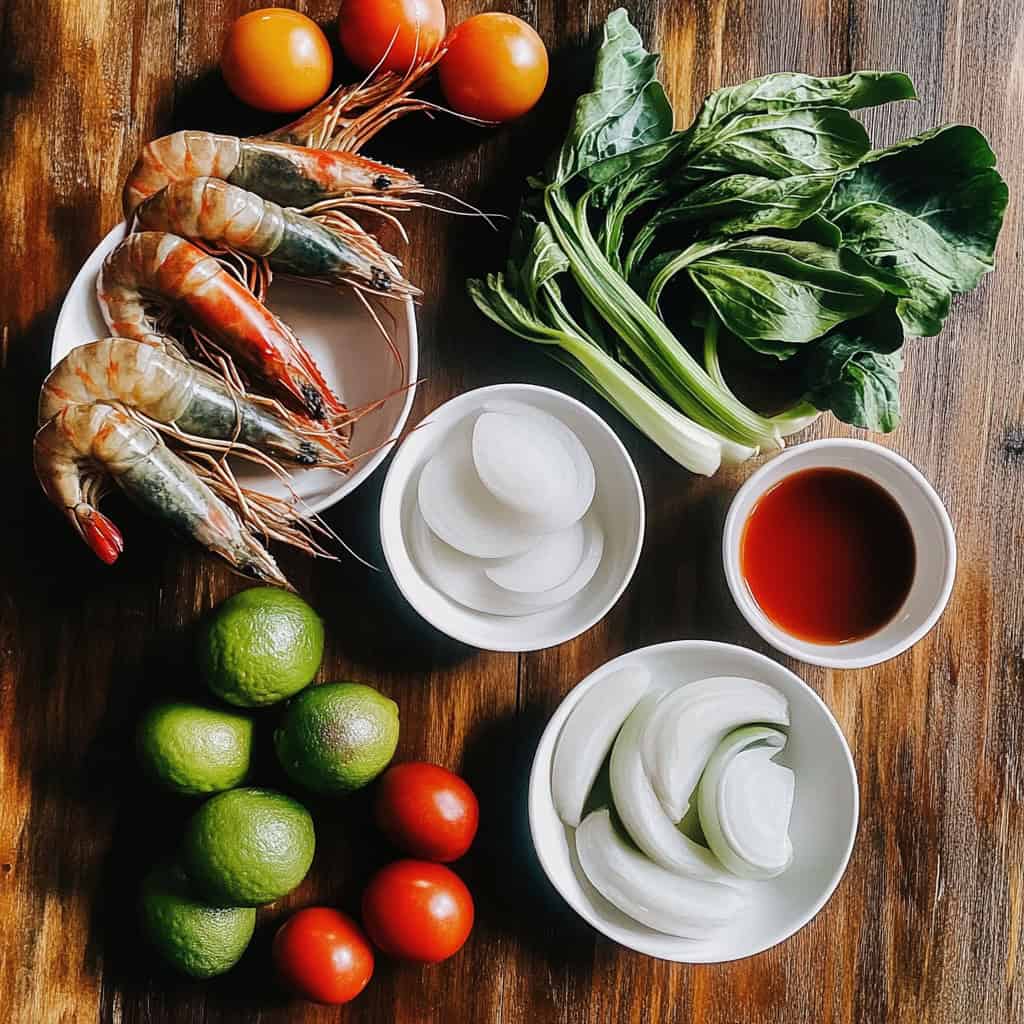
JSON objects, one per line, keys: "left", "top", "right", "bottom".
{"left": 379, "top": 384, "right": 645, "bottom": 652}
{"left": 528, "top": 641, "right": 859, "bottom": 962}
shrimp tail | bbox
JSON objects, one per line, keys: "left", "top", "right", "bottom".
{"left": 74, "top": 505, "right": 124, "bottom": 564}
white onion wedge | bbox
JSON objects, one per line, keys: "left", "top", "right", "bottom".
{"left": 641, "top": 677, "right": 789, "bottom": 822}
{"left": 409, "top": 508, "right": 602, "bottom": 616}
{"left": 697, "top": 726, "right": 795, "bottom": 880}
{"left": 485, "top": 521, "right": 585, "bottom": 594}
{"left": 610, "top": 693, "right": 733, "bottom": 881}
{"left": 551, "top": 667, "right": 652, "bottom": 828}
{"left": 575, "top": 809, "right": 744, "bottom": 938}
{"left": 417, "top": 417, "right": 542, "bottom": 558}
{"left": 477, "top": 401, "right": 596, "bottom": 533}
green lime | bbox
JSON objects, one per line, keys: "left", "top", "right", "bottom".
{"left": 183, "top": 788, "right": 315, "bottom": 906}
{"left": 198, "top": 588, "right": 324, "bottom": 707}
{"left": 274, "top": 682, "right": 399, "bottom": 794}
{"left": 137, "top": 702, "right": 253, "bottom": 796}
{"left": 139, "top": 862, "right": 255, "bottom": 978}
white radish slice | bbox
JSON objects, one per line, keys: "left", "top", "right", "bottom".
{"left": 473, "top": 404, "right": 596, "bottom": 533}
{"left": 575, "top": 808, "right": 744, "bottom": 939}
{"left": 551, "top": 667, "right": 652, "bottom": 828}
{"left": 409, "top": 508, "right": 604, "bottom": 617}
{"left": 485, "top": 521, "right": 585, "bottom": 594}
{"left": 500, "top": 514, "right": 604, "bottom": 611}
{"left": 697, "top": 726, "right": 794, "bottom": 880}
{"left": 610, "top": 692, "right": 735, "bottom": 882}
{"left": 417, "top": 417, "right": 542, "bottom": 558}
{"left": 641, "top": 677, "right": 790, "bottom": 822}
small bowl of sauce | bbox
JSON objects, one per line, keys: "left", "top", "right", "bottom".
{"left": 723, "top": 440, "right": 956, "bottom": 668}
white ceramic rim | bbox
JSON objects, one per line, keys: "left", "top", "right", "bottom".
{"left": 527, "top": 639, "right": 860, "bottom": 963}
{"left": 50, "top": 221, "right": 419, "bottom": 516}
{"left": 379, "top": 383, "right": 646, "bottom": 652}
{"left": 722, "top": 438, "right": 957, "bottom": 669}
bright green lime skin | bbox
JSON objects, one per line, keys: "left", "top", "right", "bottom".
{"left": 274, "top": 682, "right": 400, "bottom": 795}
{"left": 183, "top": 788, "right": 315, "bottom": 906}
{"left": 137, "top": 702, "right": 253, "bottom": 796}
{"left": 198, "top": 587, "right": 324, "bottom": 707}
{"left": 139, "top": 862, "right": 256, "bottom": 979}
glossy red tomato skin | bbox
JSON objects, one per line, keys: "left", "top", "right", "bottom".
{"left": 374, "top": 762, "right": 479, "bottom": 862}
{"left": 361, "top": 860, "right": 474, "bottom": 963}
{"left": 221, "top": 9, "right": 334, "bottom": 114}
{"left": 273, "top": 907, "right": 374, "bottom": 1005}
{"left": 337, "top": 0, "right": 446, "bottom": 74}
{"left": 438, "top": 13, "right": 548, "bottom": 121}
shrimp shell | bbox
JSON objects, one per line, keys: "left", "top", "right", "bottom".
{"left": 96, "top": 231, "right": 345, "bottom": 422}
{"left": 122, "top": 133, "right": 419, "bottom": 219}
{"left": 34, "top": 402, "right": 290, "bottom": 587}
{"left": 134, "top": 178, "right": 418, "bottom": 298}
{"left": 40, "top": 338, "right": 350, "bottom": 469}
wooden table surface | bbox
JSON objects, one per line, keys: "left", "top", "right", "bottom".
{"left": 2, "top": 1, "right": 1023, "bottom": 1021}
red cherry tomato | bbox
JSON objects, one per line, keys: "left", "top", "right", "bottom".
{"left": 361, "top": 860, "right": 473, "bottom": 962}
{"left": 273, "top": 907, "right": 374, "bottom": 1005}
{"left": 338, "top": 0, "right": 446, "bottom": 74}
{"left": 374, "top": 762, "right": 479, "bottom": 862}
{"left": 221, "top": 9, "right": 334, "bottom": 114}
{"left": 438, "top": 13, "right": 548, "bottom": 122}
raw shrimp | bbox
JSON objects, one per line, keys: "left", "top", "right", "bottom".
{"left": 122, "top": 133, "right": 420, "bottom": 219}
{"left": 134, "top": 178, "right": 418, "bottom": 298}
{"left": 40, "top": 338, "right": 350, "bottom": 469}
{"left": 33, "top": 402, "right": 290, "bottom": 586}
{"left": 97, "top": 231, "right": 346, "bottom": 422}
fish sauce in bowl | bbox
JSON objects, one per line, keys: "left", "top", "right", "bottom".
{"left": 739, "top": 467, "right": 916, "bottom": 645}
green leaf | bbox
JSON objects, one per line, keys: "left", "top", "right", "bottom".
{"left": 554, "top": 8, "right": 673, "bottom": 185}
{"left": 802, "top": 304, "right": 905, "bottom": 431}
{"left": 827, "top": 124, "right": 1009, "bottom": 335}
{"left": 651, "top": 237, "right": 887, "bottom": 351}
{"left": 625, "top": 173, "right": 838, "bottom": 274}
{"left": 682, "top": 107, "right": 872, "bottom": 182}
{"left": 690, "top": 71, "right": 917, "bottom": 136}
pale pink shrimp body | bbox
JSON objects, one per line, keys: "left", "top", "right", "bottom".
{"left": 34, "top": 402, "right": 289, "bottom": 586}
{"left": 122, "top": 132, "right": 420, "bottom": 219}
{"left": 134, "top": 177, "right": 418, "bottom": 298}
{"left": 40, "top": 338, "right": 349, "bottom": 469}
{"left": 97, "top": 232, "right": 345, "bottom": 421}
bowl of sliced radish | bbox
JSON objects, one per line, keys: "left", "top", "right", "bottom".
{"left": 528, "top": 641, "right": 859, "bottom": 962}
{"left": 379, "top": 384, "right": 645, "bottom": 651}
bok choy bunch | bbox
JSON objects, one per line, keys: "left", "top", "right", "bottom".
{"left": 468, "top": 8, "right": 1008, "bottom": 474}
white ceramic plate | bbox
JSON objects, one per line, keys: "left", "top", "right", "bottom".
{"left": 529, "top": 641, "right": 859, "bottom": 962}
{"left": 51, "top": 222, "right": 418, "bottom": 514}
{"left": 379, "top": 384, "right": 645, "bottom": 652}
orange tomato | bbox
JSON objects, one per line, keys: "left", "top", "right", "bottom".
{"left": 221, "top": 9, "right": 333, "bottom": 114}
{"left": 338, "top": 0, "right": 446, "bottom": 74}
{"left": 438, "top": 13, "right": 548, "bottom": 122}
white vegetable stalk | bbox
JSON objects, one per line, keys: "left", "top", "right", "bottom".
{"left": 697, "top": 726, "right": 795, "bottom": 880}
{"left": 551, "top": 667, "right": 652, "bottom": 828}
{"left": 641, "top": 677, "right": 790, "bottom": 822}
{"left": 610, "top": 692, "right": 734, "bottom": 881}
{"left": 575, "top": 808, "right": 744, "bottom": 938}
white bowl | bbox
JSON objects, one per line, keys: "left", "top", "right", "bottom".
{"left": 379, "top": 384, "right": 644, "bottom": 652}
{"left": 722, "top": 439, "right": 956, "bottom": 669}
{"left": 51, "top": 222, "right": 418, "bottom": 514}
{"left": 528, "top": 640, "right": 859, "bottom": 963}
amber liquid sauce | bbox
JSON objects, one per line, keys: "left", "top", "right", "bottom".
{"left": 740, "top": 467, "right": 916, "bottom": 644}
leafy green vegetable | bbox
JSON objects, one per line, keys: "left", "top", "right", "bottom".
{"left": 802, "top": 304, "right": 906, "bottom": 431}
{"left": 468, "top": 8, "right": 1006, "bottom": 466}
{"left": 648, "top": 237, "right": 887, "bottom": 351}
{"left": 827, "top": 125, "right": 1009, "bottom": 335}
{"left": 553, "top": 9, "right": 672, "bottom": 185}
